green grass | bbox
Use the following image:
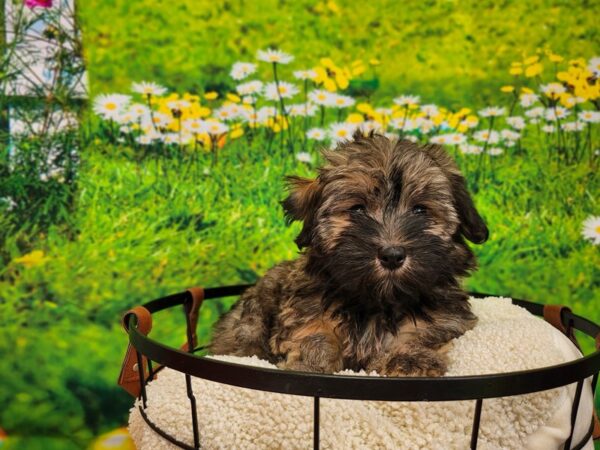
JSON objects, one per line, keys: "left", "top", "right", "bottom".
{"left": 79, "top": 0, "right": 599, "bottom": 107}
{"left": 0, "top": 0, "right": 599, "bottom": 447}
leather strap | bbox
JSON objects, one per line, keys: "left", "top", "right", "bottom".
{"left": 118, "top": 306, "right": 153, "bottom": 397}
{"left": 543, "top": 305, "right": 581, "bottom": 351}
{"left": 181, "top": 287, "right": 205, "bottom": 352}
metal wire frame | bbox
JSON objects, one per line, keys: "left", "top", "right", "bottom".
{"left": 123, "top": 285, "right": 600, "bottom": 450}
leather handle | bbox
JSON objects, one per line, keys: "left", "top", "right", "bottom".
{"left": 181, "top": 287, "right": 205, "bottom": 352}
{"left": 118, "top": 306, "right": 153, "bottom": 397}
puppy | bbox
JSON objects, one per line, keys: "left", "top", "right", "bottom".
{"left": 210, "top": 133, "right": 488, "bottom": 376}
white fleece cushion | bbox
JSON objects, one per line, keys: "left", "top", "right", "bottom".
{"left": 128, "top": 297, "right": 594, "bottom": 450}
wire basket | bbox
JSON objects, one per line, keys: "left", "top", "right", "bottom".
{"left": 119, "top": 285, "right": 600, "bottom": 450}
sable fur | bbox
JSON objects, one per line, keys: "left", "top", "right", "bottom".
{"left": 210, "top": 133, "right": 488, "bottom": 376}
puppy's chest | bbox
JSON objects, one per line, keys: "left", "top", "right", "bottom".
{"left": 339, "top": 317, "right": 424, "bottom": 366}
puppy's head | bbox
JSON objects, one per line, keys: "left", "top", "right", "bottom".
{"left": 283, "top": 133, "right": 488, "bottom": 311}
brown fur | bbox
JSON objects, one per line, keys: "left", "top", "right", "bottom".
{"left": 210, "top": 133, "right": 488, "bottom": 376}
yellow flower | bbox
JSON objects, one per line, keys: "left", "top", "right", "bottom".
{"left": 525, "top": 63, "right": 543, "bottom": 78}
{"left": 521, "top": 87, "right": 534, "bottom": 94}
{"left": 369, "top": 58, "right": 381, "bottom": 66}
{"left": 548, "top": 53, "right": 564, "bottom": 63}
{"left": 501, "top": 85, "right": 515, "bottom": 93}
{"left": 204, "top": 92, "right": 218, "bottom": 100}
{"left": 509, "top": 67, "right": 523, "bottom": 76}
{"left": 356, "top": 103, "right": 374, "bottom": 114}
{"left": 226, "top": 93, "right": 241, "bottom": 103}
{"left": 559, "top": 93, "right": 576, "bottom": 108}
{"left": 326, "top": 1, "right": 340, "bottom": 13}
{"left": 230, "top": 127, "right": 244, "bottom": 139}
{"left": 14, "top": 250, "right": 48, "bottom": 268}
{"left": 524, "top": 55, "right": 539, "bottom": 65}
{"left": 346, "top": 113, "right": 364, "bottom": 123}
{"left": 510, "top": 62, "right": 522, "bottom": 67}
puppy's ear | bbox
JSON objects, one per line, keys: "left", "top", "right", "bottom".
{"left": 448, "top": 173, "right": 489, "bottom": 244}
{"left": 281, "top": 175, "right": 321, "bottom": 248}
{"left": 422, "top": 144, "right": 489, "bottom": 244}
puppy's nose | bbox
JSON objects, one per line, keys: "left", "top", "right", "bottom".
{"left": 377, "top": 246, "right": 406, "bottom": 270}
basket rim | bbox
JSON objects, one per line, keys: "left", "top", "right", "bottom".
{"left": 124, "top": 285, "right": 600, "bottom": 402}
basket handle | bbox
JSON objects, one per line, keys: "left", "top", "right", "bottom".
{"left": 117, "top": 306, "right": 153, "bottom": 397}
{"left": 543, "top": 304, "right": 600, "bottom": 441}
{"left": 181, "top": 287, "right": 205, "bottom": 352}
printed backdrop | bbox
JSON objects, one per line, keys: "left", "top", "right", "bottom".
{"left": 0, "top": 1, "right": 598, "bottom": 448}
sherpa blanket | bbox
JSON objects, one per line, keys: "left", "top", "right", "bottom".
{"left": 129, "top": 297, "right": 594, "bottom": 449}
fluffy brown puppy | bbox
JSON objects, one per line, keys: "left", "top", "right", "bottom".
{"left": 210, "top": 133, "right": 488, "bottom": 376}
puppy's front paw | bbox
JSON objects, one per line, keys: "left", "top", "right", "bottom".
{"left": 382, "top": 350, "right": 447, "bottom": 377}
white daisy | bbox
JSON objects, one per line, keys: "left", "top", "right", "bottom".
{"left": 329, "top": 122, "right": 357, "bottom": 143}
{"left": 500, "top": 129, "right": 521, "bottom": 141}
{"left": 214, "top": 104, "right": 243, "bottom": 121}
{"left": 257, "top": 48, "right": 294, "bottom": 65}
{"left": 506, "top": 116, "right": 526, "bottom": 130}
{"left": 394, "top": 95, "right": 420, "bottom": 106}
{"left": 473, "top": 130, "right": 500, "bottom": 144}
{"left": 578, "top": 110, "right": 600, "bottom": 123}
{"left": 587, "top": 57, "right": 600, "bottom": 78}
{"left": 415, "top": 117, "right": 435, "bottom": 133}
{"left": 582, "top": 216, "right": 600, "bottom": 245}
{"left": 131, "top": 81, "right": 167, "bottom": 97}
{"left": 520, "top": 93, "right": 539, "bottom": 108}
{"left": 202, "top": 120, "right": 229, "bottom": 136}
{"left": 306, "top": 128, "right": 327, "bottom": 141}
{"left": 448, "top": 133, "right": 467, "bottom": 145}
{"left": 236, "top": 80, "right": 263, "bottom": 96}
{"left": 330, "top": 94, "right": 356, "bottom": 109}
{"left": 293, "top": 70, "right": 317, "bottom": 81}
{"left": 167, "top": 99, "right": 191, "bottom": 111}
{"left": 561, "top": 121, "right": 585, "bottom": 132}
{"left": 430, "top": 134, "right": 454, "bottom": 145}
{"left": 459, "top": 117, "right": 479, "bottom": 129}
{"left": 478, "top": 106, "right": 506, "bottom": 118}
{"left": 308, "top": 89, "right": 335, "bottom": 106}
{"left": 459, "top": 144, "right": 483, "bottom": 155}
{"left": 256, "top": 106, "right": 278, "bottom": 123}
{"left": 128, "top": 103, "right": 150, "bottom": 120}
{"left": 93, "top": 94, "right": 131, "bottom": 120}
{"left": 541, "top": 83, "right": 566, "bottom": 98}
{"left": 295, "top": 152, "right": 313, "bottom": 164}
{"left": 545, "top": 107, "right": 570, "bottom": 121}
{"left": 182, "top": 118, "right": 206, "bottom": 134}
{"left": 162, "top": 133, "right": 190, "bottom": 145}
{"left": 136, "top": 134, "right": 156, "bottom": 145}
{"left": 487, "top": 147, "right": 504, "bottom": 156}
{"left": 358, "top": 120, "right": 383, "bottom": 134}
{"left": 541, "top": 124, "right": 556, "bottom": 133}
{"left": 286, "top": 103, "right": 318, "bottom": 117}
{"left": 375, "top": 107, "right": 393, "bottom": 116}
{"left": 263, "top": 81, "right": 299, "bottom": 100}
{"left": 525, "top": 107, "right": 545, "bottom": 119}
{"left": 230, "top": 62, "right": 257, "bottom": 80}
{"left": 420, "top": 104, "right": 439, "bottom": 117}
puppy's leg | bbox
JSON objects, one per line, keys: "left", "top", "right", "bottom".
{"left": 368, "top": 312, "right": 476, "bottom": 377}
{"left": 274, "top": 321, "right": 344, "bottom": 373}
{"left": 210, "top": 287, "right": 271, "bottom": 359}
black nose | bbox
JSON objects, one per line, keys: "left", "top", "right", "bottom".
{"left": 378, "top": 246, "right": 406, "bottom": 270}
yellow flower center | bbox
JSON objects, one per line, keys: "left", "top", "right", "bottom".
{"left": 318, "top": 94, "right": 326, "bottom": 101}
{"left": 337, "top": 130, "right": 347, "bottom": 137}
{"left": 279, "top": 86, "right": 287, "bottom": 94}
{"left": 105, "top": 102, "right": 117, "bottom": 111}
{"left": 595, "top": 225, "right": 600, "bottom": 234}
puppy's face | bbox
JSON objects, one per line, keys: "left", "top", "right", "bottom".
{"left": 283, "top": 134, "right": 488, "bottom": 310}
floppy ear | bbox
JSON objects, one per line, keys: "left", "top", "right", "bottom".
{"left": 448, "top": 173, "right": 489, "bottom": 244}
{"left": 422, "top": 144, "right": 488, "bottom": 244}
{"left": 281, "top": 175, "right": 321, "bottom": 249}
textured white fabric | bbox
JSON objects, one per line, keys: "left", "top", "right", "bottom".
{"left": 129, "top": 297, "right": 594, "bottom": 449}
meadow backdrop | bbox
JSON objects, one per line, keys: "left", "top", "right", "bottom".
{"left": 0, "top": 0, "right": 599, "bottom": 449}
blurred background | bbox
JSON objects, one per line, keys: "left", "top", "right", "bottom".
{"left": 0, "top": 0, "right": 598, "bottom": 448}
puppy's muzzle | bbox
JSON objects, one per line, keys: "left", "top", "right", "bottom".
{"left": 377, "top": 246, "right": 406, "bottom": 270}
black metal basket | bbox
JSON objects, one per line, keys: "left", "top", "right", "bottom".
{"left": 120, "top": 285, "right": 600, "bottom": 450}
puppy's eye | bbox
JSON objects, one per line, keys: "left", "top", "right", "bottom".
{"left": 412, "top": 204, "right": 427, "bottom": 215}
{"left": 348, "top": 204, "right": 366, "bottom": 213}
